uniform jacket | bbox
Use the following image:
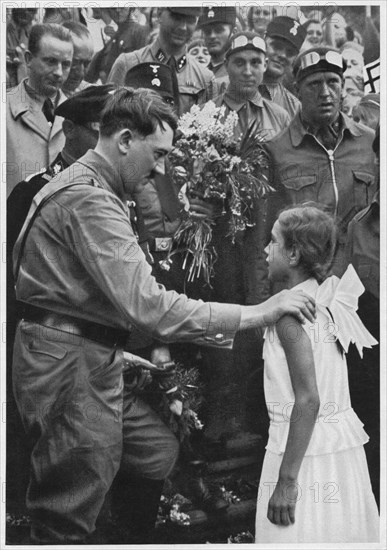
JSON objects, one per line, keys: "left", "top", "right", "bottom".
{"left": 108, "top": 37, "right": 218, "bottom": 115}
{"left": 14, "top": 149, "right": 241, "bottom": 347}
{"left": 6, "top": 79, "right": 67, "bottom": 195}
{"left": 259, "top": 81, "right": 301, "bottom": 119}
{"left": 209, "top": 91, "right": 290, "bottom": 304}
{"left": 265, "top": 112, "right": 375, "bottom": 276}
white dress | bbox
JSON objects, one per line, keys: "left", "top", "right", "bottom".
{"left": 255, "top": 265, "right": 379, "bottom": 543}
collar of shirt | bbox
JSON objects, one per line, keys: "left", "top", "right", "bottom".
{"left": 150, "top": 37, "right": 187, "bottom": 72}
{"left": 77, "top": 149, "right": 126, "bottom": 201}
{"left": 223, "top": 89, "right": 263, "bottom": 111}
{"left": 24, "top": 79, "right": 59, "bottom": 107}
{"left": 290, "top": 111, "right": 363, "bottom": 147}
{"left": 208, "top": 60, "right": 224, "bottom": 73}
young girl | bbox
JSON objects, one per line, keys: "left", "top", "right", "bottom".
{"left": 255, "top": 204, "right": 379, "bottom": 543}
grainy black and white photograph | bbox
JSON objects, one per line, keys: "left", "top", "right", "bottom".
{"left": 1, "top": 1, "right": 385, "bottom": 547}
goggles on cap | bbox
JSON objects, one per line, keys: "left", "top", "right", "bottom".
{"left": 230, "top": 34, "right": 266, "bottom": 53}
{"left": 299, "top": 50, "right": 343, "bottom": 71}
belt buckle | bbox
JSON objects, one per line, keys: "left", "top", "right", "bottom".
{"left": 154, "top": 237, "right": 172, "bottom": 252}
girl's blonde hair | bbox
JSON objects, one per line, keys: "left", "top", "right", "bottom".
{"left": 278, "top": 203, "right": 337, "bottom": 283}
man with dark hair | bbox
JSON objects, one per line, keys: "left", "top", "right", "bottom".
{"left": 198, "top": 6, "right": 237, "bottom": 93}
{"left": 266, "top": 46, "right": 376, "bottom": 278}
{"left": 12, "top": 86, "right": 316, "bottom": 544}
{"left": 259, "top": 16, "right": 306, "bottom": 118}
{"left": 6, "top": 84, "right": 113, "bottom": 526}
{"left": 6, "top": 23, "right": 73, "bottom": 195}
{"left": 62, "top": 21, "right": 94, "bottom": 96}
{"left": 108, "top": 7, "right": 217, "bottom": 115}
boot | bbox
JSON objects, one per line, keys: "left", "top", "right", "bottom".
{"left": 187, "top": 460, "right": 229, "bottom": 514}
{"left": 111, "top": 472, "right": 165, "bottom": 544}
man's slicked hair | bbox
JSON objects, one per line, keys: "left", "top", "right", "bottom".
{"left": 28, "top": 23, "right": 73, "bottom": 56}
{"left": 100, "top": 87, "right": 178, "bottom": 138}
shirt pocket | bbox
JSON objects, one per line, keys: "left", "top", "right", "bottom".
{"left": 179, "top": 83, "right": 205, "bottom": 110}
{"left": 352, "top": 170, "right": 373, "bottom": 209}
{"left": 281, "top": 174, "right": 317, "bottom": 203}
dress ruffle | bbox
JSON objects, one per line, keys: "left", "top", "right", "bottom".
{"left": 316, "top": 264, "right": 378, "bottom": 357}
{"left": 266, "top": 407, "right": 369, "bottom": 456}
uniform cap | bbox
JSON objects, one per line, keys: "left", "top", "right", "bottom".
{"left": 266, "top": 16, "right": 306, "bottom": 52}
{"left": 168, "top": 7, "right": 201, "bottom": 17}
{"left": 198, "top": 6, "right": 236, "bottom": 28}
{"left": 124, "top": 63, "right": 175, "bottom": 102}
{"left": 55, "top": 84, "right": 115, "bottom": 123}
{"left": 225, "top": 31, "right": 266, "bottom": 59}
{"left": 293, "top": 46, "right": 347, "bottom": 81}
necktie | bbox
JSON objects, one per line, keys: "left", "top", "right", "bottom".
{"left": 42, "top": 98, "right": 55, "bottom": 125}
{"left": 167, "top": 56, "right": 181, "bottom": 117}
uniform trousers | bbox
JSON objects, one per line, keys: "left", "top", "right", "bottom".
{"left": 12, "top": 320, "right": 179, "bottom": 543}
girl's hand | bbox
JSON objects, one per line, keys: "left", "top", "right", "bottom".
{"left": 267, "top": 478, "right": 298, "bottom": 526}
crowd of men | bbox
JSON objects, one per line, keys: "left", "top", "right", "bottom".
{"left": 5, "top": 5, "right": 380, "bottom": 546}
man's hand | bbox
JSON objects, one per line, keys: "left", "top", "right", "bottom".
{"left": 189, "top": 197, "right": 216, "bottom": 221}
{"left": 266, "top": 289, "right": 316, "bottom": 325}
{"left": 240, "top": 290, "right": 316, "bottom": 330}
{"left": 122, "top": 351, "right": 155, "bottom": 391}
{"left": 150, "top": 345, "right": 171, "bottom": 366}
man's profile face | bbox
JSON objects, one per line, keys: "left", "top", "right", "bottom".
{"left": 64, "top": 34, "right": 94, "bottom": 92}
{"left": 226, "top": 49, "right": 267, "bottom": 98}
{"left": 265, "top": 37, "right": 298, "bottom": 80}
{"left": 121, "top": 123, "right": 174, "bottom": 196}
{"left": 203, "top": 23, "right": 233, "bottom": 57}
{"left": 158, "top": 9, "right": 198, "bottom": 49}
{"left": 27, "top": 34, "right": 73, "bottom": 97}
{"left": 298, "top": 71, "right": 343, "bottom": 126}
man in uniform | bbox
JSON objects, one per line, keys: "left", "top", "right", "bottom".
{"left": 198, "top": 6, "right": 237, "bottom": 94}
{"left": 12, "top": 87, "right": 316, "bottom": 544}
{"left": 6, "top": 23, "right": 73, "bottom": 195}
{"left": 108, "top": 7, "right": 217, "bottom": 115}
{"left": 6, "top": 83, "right": 114, "bottom": 529}
{"left": 266, "top": 46, "right": 375, "bottom": 278}
{"left": 259, "top": 16, "right": 306, "bottom": 118}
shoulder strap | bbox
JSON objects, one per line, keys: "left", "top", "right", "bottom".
{"left": 13, "top": 164, "right": 96, "bottom": 283}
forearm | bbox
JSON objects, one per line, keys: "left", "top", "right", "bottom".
{"left": 279, "top": 395, "right": 320, "bottom": 481}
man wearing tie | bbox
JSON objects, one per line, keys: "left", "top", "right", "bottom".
{"left": 6, "top": 23, "right": 73, "bottom": 195}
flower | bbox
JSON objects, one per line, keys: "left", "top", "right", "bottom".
{"left": 168, "top": 102, "right": 272, "bottom": 285}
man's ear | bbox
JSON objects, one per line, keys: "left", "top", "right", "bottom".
{"left": 24, "top": 50, "right": 32, "bottom": 66}
{"left": 117, "top": 128, "right": 133, "bottom": 154}
{"left": 62, "top": 119, "right": 76, "bottom": 138}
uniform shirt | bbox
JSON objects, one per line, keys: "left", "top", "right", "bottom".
{"left": 14, "top": 149, "right": 241, "bottom": 346}
{"left": 213, "top": 89, "right": 291, "bottom": 141}
{"left": 265, "top": 112, "right": 375, "bottom": 276}
{"left": 108, "top": 37, "right": 218, "bottom": 114}
{"left": 208, "top": 60, "right": 229, "bottom": 95}
{"left": 259, "top": 81, "right": 301, "bottom": 119}
{"left": 346, "top": 191, "right": 379, "bottom": 300}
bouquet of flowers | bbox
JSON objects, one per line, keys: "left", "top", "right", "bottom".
{"left": 168, "top": 100, "right": 272, "bottom": 286}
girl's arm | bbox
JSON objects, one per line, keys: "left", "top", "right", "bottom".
{"left": 267, "top": 314, "right": 320, "bottom": 527}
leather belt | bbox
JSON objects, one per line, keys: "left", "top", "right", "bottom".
{"left": 18, "top": 302, "right": 131, "bottom": 348}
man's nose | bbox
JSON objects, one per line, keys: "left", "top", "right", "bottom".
{"left": 319, "top": 81, "right": 330, "bottom": 95}
{"left": 154, "top": 158, "right": 166, "bottom": 176}
{"left": 244, "top": 62, "right": 253, "bottom": 75}
{"left": 53, "top": 62, "right": 63, "bottom": 77}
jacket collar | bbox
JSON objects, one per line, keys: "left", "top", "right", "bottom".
{"left": 223, "top": 89, "right": 263, "bottom": 111}
{"left": 8, "top": 79, "right": 67, "bottom": 141}
{"left": 289, "top": 111, "right": 363, "bottom": 147}
{"left": 150, "top": 37, "right": 187, "bottom": 71}
{"left": 76, "top": 149, "right": 126, "bottom": 201}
